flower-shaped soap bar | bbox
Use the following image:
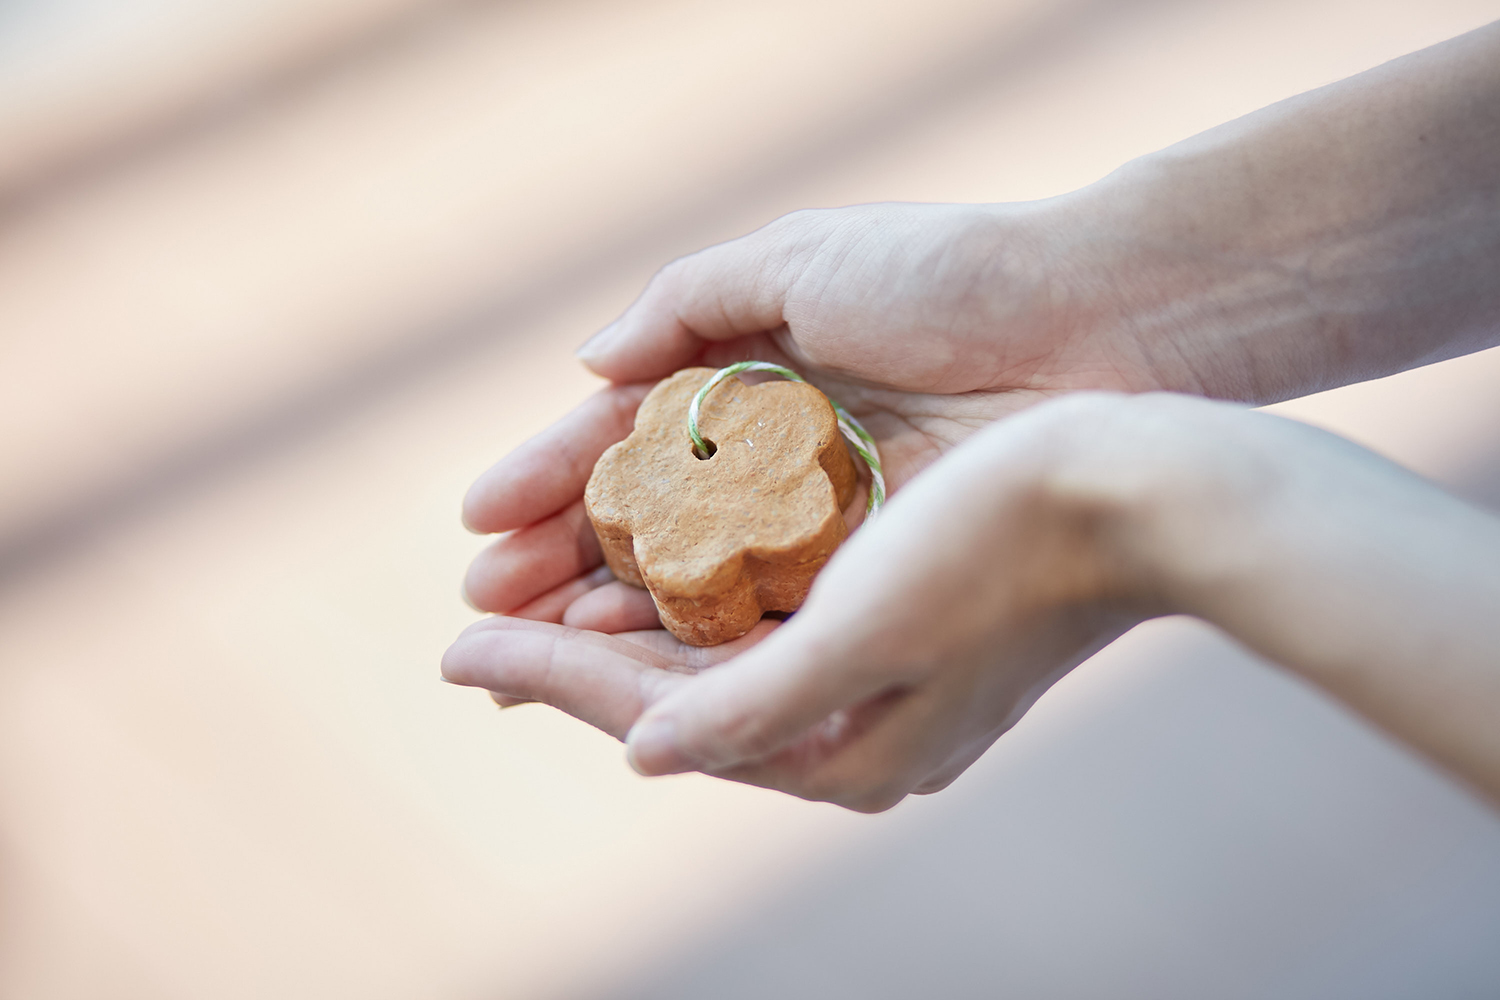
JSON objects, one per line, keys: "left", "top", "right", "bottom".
{"left": 585, "top": 367, "right": 857, "bottom": 645}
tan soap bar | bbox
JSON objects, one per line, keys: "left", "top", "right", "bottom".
{"left": 585, "top": 367, "right": 857, "bottom": 646}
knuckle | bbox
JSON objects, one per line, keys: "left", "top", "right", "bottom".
{"left": 842, "top": 779, "right": 909, "bottom": 814}
{"left": 764, "top": 208, "right": 836, "bottom": 262}
{"left": 654, "top": 255, "right": 688, "bottom": 285}
{"left": 912, "top": 772, "right": 959, "bottom": 796}
{"left": 793, "top": 769, "right": 846, "bottom": 805}
{"left": 706, "top": 701, "right": 781, "bottom": 761}
{"left": 795, "top": 767, "right": 908, "bottom": 814}
{"left": 775, "top": 206, "right": 829, "bottom": 231}
{"left": 646, "top": 254, "right": 701, "bottom": 303}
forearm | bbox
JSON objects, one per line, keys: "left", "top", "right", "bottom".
{"left": 1134, "top": 413, "right": 1500, "bottom": 801}
{"left": 1058, "top": 21, "right": 1500, "bottom": 403}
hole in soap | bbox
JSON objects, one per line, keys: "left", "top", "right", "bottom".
{"left": 693, "top": 437, "right": 717, "bottom": 460}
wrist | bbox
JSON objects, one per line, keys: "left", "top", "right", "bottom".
{"left": 1050, "top": 24, "right": 1500, "bottom": 405}
{"left": 1025, "top": 392, "right": 1314, "bottom": 618}
{"left": 1015, "top": 390, "right": 1500, "bottom": 804}
{"left": 1051, "top": 158, "right": 1329, "bottom": 405}
{"left": 1134, "top": 406, "right": 1500, "bottom": 801}
{"left": 1016, "top": 392, "right": 1226, "bottom": 613}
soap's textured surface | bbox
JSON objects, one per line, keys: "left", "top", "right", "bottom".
{"left": 585, "top": 367, "right": 858, "bottom": 646}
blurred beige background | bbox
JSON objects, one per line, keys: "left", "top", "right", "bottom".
{"left": 1, "top": 1, "right": 1498, "bottom": 997}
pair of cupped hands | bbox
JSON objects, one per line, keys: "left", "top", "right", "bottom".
{"left": 439, "top": 203, "right": 1432, "bottom": 811}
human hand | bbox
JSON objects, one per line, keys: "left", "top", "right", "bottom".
{"left": 450, "top": 19, "right": 1500, "bottom": 797}
{"left": 447, "top": 391, "right": 1500, "bottom": 809}
{"left": 460, "top": 201, "right": 1155, "bottom": 636}
{"left": 449, "top": 390, "right": 1155, "bottom": 810}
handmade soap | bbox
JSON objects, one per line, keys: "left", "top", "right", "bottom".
{"left": 584, "top": 367, "right": 857, "bottom": 646}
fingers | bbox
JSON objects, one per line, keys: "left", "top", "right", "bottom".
{"left": 610, "top": 619, "right": 782, "bottom": 664}
{"left": 719, "top": 687, "right": 957, "bottom": 813}
{"left": 623, "top": 617, "right": 907, "bottom": 778}
{"left": 469, "top": 498, "right": 614, "bottom": 717}
{"left": 505, "top": 564, "right": 662, "bottom": 633}
{"left": 442, "top": 619, "right": 682, "bottom": 739}
{"left": 577, "top": 213, "right": 825, "bottom": 383}
{"left": 463, "top": 500, "right": 602, "bottom": 613}
{"left": 910, "top": 737, "right": 1002, "bottom": 796}
{"left": 463, "top": 382, "right": 651, "bottom": 534}
{"left": 443, "top": 615, "right": 774, "bottom": 735}
{"left": 561, "top": 581, "right": 661, "bottom": 633}
{"left": 507, "top": 565, "right": 616, "bottom": 624}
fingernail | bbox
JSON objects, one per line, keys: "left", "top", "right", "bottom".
{"left": 576, "top": 320, "right": 623, "bottom": 362}
{"left": 625, "top": 716, "right": 692, "bottom": 776}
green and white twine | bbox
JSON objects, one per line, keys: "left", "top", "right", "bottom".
{"left": 686, "top": 361, "right": 885, "bottom": 520}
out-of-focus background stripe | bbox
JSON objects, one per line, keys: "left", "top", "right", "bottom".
{"left": 0, "top": 2, "right": 1497, "bottom": 998}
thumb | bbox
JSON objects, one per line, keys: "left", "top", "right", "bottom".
{"left": 577, "top": 213, "right": 823, "bottom": 383}
{"left": 624, "top": 620, "right": 898, "bottom": 776}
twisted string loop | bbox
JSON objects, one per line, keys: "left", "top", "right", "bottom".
{"left": 687, "top": 361, "right": 885, "bottom": 519}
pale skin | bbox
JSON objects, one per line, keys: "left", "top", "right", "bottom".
{"left": 443, "top": 23, "right": 1500, "bottom": 811}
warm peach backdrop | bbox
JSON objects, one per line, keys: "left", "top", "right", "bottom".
{"left": 1, "top": 2, "right": 1497, "bottom": 997}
